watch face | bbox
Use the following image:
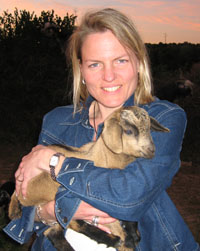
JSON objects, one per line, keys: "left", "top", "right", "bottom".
{"left": 50, "top": 155, "right": 59, "bottom": 166}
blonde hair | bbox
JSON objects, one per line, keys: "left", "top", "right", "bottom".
{"left": 67, "top": 8, "right": 154, "bottom": 112}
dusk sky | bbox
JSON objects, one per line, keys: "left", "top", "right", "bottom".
{"left": 1, "top": 0, "right": 200, "bottom": 44}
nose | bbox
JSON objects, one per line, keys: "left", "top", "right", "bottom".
{"left": 103, "top": 64, "right": 115, "bottom": 82}
{"left": 142, "top": 144, "right": 155, "bottom": 158}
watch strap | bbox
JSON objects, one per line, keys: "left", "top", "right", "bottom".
{"left": 50, "top": 152, "right": 65, "bottom": 181}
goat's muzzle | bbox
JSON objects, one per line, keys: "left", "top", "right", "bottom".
{"left": 141, "top": 144, "right": 155, "bottom": 159}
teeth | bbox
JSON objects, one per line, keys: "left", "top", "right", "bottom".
{"left": 103, "top": 86, "right": 121, "bottom": 92}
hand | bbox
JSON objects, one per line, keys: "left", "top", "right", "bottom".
{"left": 73, "top": 201, "right": 116, "bottom": 234}
{"left": 15, "top": 145, "right": 57, "bottom": 198}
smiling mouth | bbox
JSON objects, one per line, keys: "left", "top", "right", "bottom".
{"left": 103, "top": 86, "right": 121, "bottom": 92}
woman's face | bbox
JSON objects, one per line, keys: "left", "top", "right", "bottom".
{"left": 80, "top": 30, "right": 139, "bottom": 110}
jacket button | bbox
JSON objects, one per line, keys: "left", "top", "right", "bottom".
{"left": 76, "top": 163, "right": 81, "bottom": 169}
{"left": 69, "top": 177, "right": 75, "bottom": 185}
{"left": 64, "top": 164, "right": 69, "bottom": 171}
{"left": 63, "top": 217, "right": 68, "bottom": 223}
{"left": 57, "top": 208, "right": 61, "bottom": 213}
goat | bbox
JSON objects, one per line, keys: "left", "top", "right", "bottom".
{"left": 41, "top": 22, "right": 72, "bottom": 54}
{"left": 8, "top": 106, "right": 169, "bottom": 251}
{"left": 0, "top": 181, "right": 15, "bottom": 208}
{"left": 0, "top": 181, "right": 15, "bottom": 226}
{"left": 156, "top": 79, "right": 194, "bottom": 102}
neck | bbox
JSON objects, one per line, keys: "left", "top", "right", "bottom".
{"left": 94, "top": 102, "right": 122, "bottom": 122}
{"left": 90, "top": 101, "right": 123, "bottom": 140}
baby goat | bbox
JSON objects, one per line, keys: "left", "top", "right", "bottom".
{"left": 8, "top": 106, "right": 169, "bottom": 251}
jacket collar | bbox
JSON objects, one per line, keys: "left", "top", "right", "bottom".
{"left": 81, "top": 94, "right": 135, "bottom": 128}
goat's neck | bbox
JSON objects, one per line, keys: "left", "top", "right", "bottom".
{"left": 51, "top": 138, "right": 135, "bottom": 170}
{"left": 79, "top": 137, "right": 135, "bottom": 169}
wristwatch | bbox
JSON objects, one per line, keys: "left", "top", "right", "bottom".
{"left": 49, "top": 152, "right": 65, "bottom": 181}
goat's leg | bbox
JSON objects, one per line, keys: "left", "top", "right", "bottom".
{"left": 0, "top": 190, "right": 11, "bottom": 207}
{"left": 8, "top": 192, "right": 22, "bottom": 219}
{"left": 44, "top": 224, "right": 74, "bottom": 251}
{"left": 70, "top": 220, "right": 122, "bottom": 248}
{"left": 121, "top": 221, "right": 140, "bottom": 249}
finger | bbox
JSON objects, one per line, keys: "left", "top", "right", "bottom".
{"left": 84, "top": 218, "right": 114, "bottom": 234}
{"left": 90, "top": 216, "right": 116, "bottom": 226}
{"left": 97, "top": 224, "right": 112, "bottom": 234}
{"left": 15, "top": 157, "right": 25, "bottom": 178}
{"left": 99, "top": 217, "right": 116, "bottom": 224}
{"left": 15, "top": 169, "right": 24, "bottom": 182}
{"left": 15, "top": 171, "right": 24, "bottom": 196}
{"left": 87, "top": 216, "right": 116, "bottom": 232}
{"left": 88, "top": 208, "right": 111, "bottom": 218}
{"left": 20, "top": 178, "right": 28, "bottom": 198}
{"left": 15, "top": 166, "right": 22, "bottom": 179}
{"left": 15, "top": 180, "right": 21, "bottom": 196}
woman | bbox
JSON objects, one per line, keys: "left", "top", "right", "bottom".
{"left": 4, "top": 8, "right": 199, "bottom": 251}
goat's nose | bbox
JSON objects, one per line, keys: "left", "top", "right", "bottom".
{"left": 149, "top": 144, "right": 155, "bottom": 153}
{"left": 142, "top": 144, "right": 155, "bottom": 158}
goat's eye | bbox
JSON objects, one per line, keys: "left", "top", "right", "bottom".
{"left": 124, "top": 125, "right": 139, "bottom": 137}
{"left": 132, "top": 125, "right": 139, "bottom": 137}
{"left": 122, "top": 121, "right": 139, "bottom": 137}
{"left": 124, "top": 129, "right": 133, "bottom": 135}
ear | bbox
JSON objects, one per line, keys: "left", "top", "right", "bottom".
{"left": 101, "top": 118, "right": 123, "bottom": 154}
{"left": 79, "top": 59, "right": 83, "bottom": 74}
{"left": 150, "top": 117, "right": 170, "bottom": 132}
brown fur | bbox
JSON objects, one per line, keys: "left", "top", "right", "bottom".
{"left": 9, "top": 106, "right": 169, "bottom": 251}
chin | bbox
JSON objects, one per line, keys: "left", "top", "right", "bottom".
{"left": 102, "top": 101, "right": 123, "bottom": 109}
{"left": 100, "top": 97, "right": 124, "bottom": 107}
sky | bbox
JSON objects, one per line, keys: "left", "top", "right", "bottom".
{"left": 0, "top": 0, "right": 200, "bottom": 44}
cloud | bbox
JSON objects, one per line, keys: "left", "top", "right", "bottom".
{"left": 0, "top": 0, "right": 199, "bottom": 43}
{"left": 0, "top": 0, "right": 76, "bottom": 16}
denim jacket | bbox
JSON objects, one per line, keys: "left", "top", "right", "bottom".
{"left": 4, "top": 95, "right": 199, "bottom": 251}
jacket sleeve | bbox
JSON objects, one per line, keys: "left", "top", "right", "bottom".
{"left": 56, "top": 106, "right": 187, "bottom": 222}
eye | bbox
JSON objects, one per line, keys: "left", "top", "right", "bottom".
{"left": 132, "top": 125, "right": 139, "bottom": 137}
{"left": 117, "top": 59, "right": 128, "bottom": 64}
{"left": 88, "top": 62, "right": 99, "bottom": 68}
{"left": 124, "top": 129, "right": 133, "bottom": 135}
{"left": 123, "top": 124, "right": 139, "bottom": 137}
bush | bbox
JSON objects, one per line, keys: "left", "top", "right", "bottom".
{"left": 0, "top": 9, "right": 76, "bottom": 146}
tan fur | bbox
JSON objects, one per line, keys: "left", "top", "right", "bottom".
{"left": 9, "top": 106, "right": 169, "bottom": 251}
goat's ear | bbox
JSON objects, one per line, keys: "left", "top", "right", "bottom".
{"left": 150, "top": 117, "right": 170, "bottom": 132}
{"left": 101, "top": 118, "right": 123, "bottom": 154}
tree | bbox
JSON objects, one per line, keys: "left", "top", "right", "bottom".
{"left": 0, "top": 9, "right": 76, "bottom": 146}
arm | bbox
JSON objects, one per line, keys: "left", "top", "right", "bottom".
{"left": 55, "top": 106, "right": 187, "bottom": 221}
{"left": 5, "top": 105, "right": 116, "bottom": 243}
{"left": 12, "top": 103, "right": 186, "bottom": 229}
{"left": 14, "top": 145, "right": 115, "bottom": 232}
